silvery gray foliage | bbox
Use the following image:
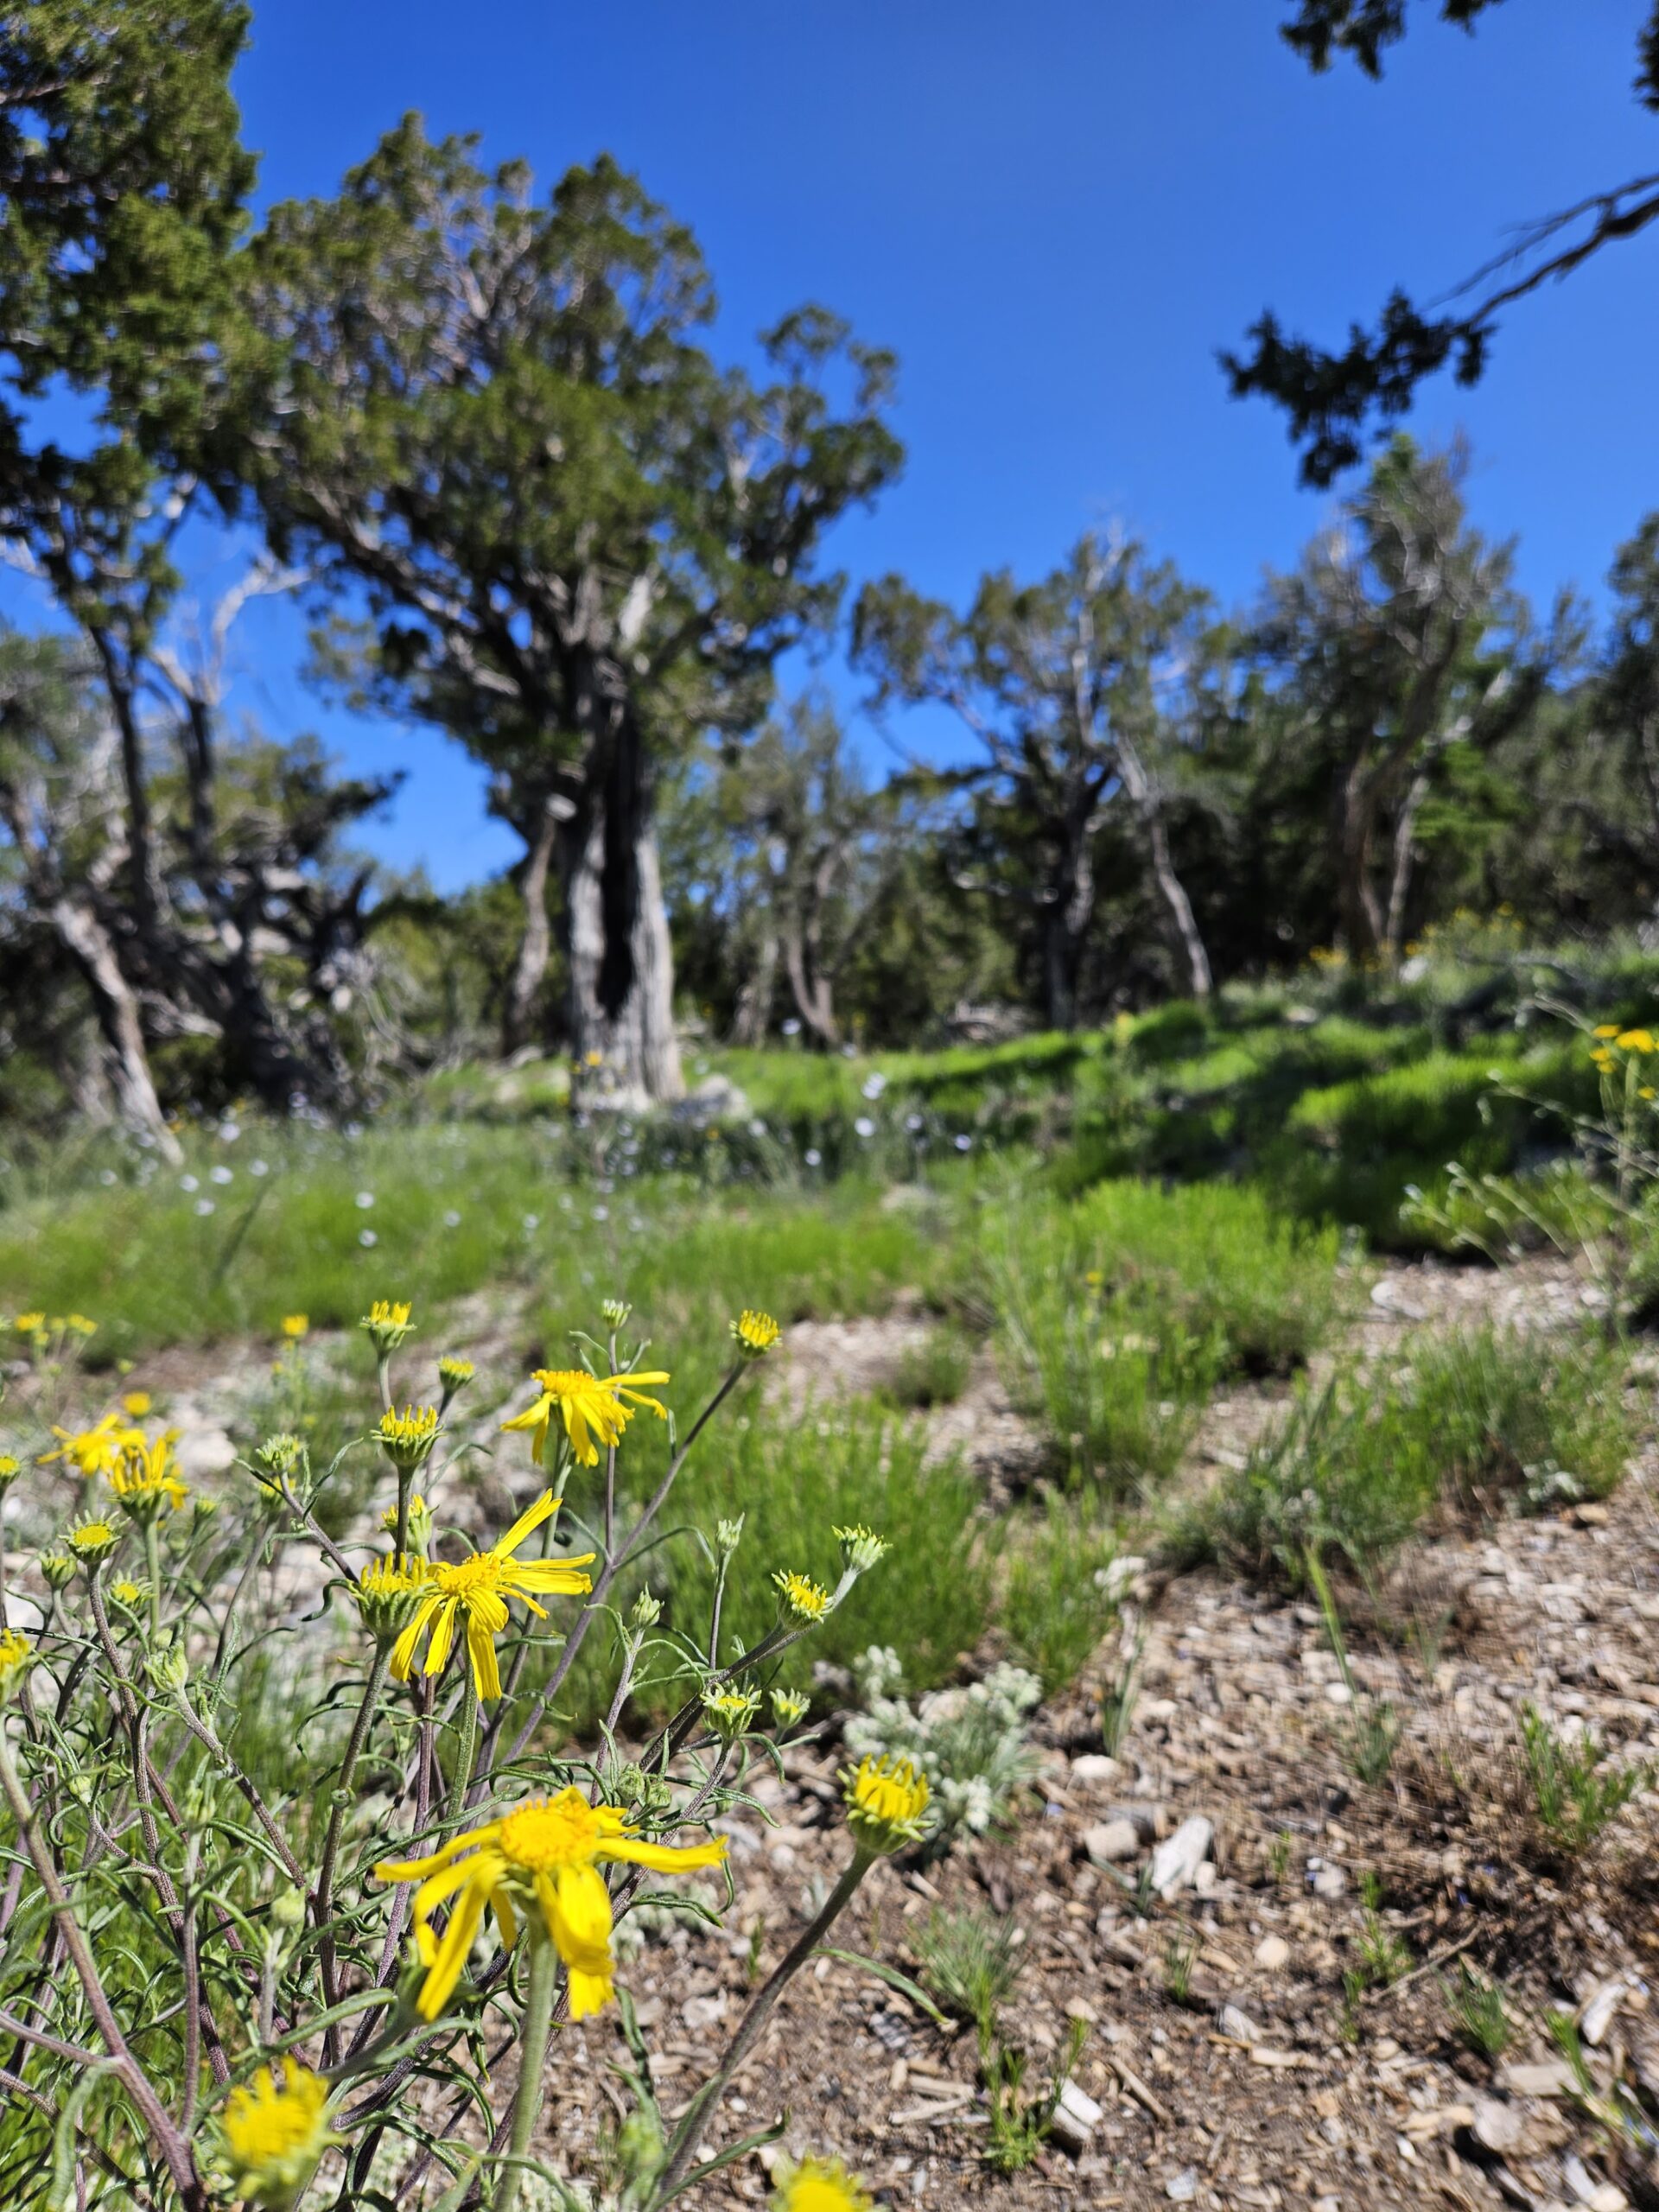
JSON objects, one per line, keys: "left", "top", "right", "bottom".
{"left": 846, "top": 1646, "right": 1044, "bottom": 1843}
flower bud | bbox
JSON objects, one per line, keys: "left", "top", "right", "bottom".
{"left": 770, "top": 1687, "right": 810, "bottom": 1728}
{"left": 67, "top": 1518, "right": 118, "bottom": 1567}
{"left": 702, "top": 1684, "right": 761, "bottom": 1740}
{"left": 715, "top": 1514, "right": 745, "bottom": 1559}
{"left": 377, "top": 1404, "right": 439, "bottom": 1475}
{"left": 729, "top": 1308, "right": 781, "bottom": 1358}
{"left": 772, "top": 1569, "right": 831, "bottom": 1623}
{"left": 0, "top": 1453, "right": 19, "bottom": 1496}
{"left": 359, "top": 1300, "right": 414, "bottom": 1355}
{"left": 436, "top": 1354, "right": 474, "bottom": 1405}
{"left": 833, "top": 1524, "right": 889, "bottom": 1576}
{"left": 841, "top": 1754, "right": 932, "bottom": 1854}
{"left": 352, "top": 1555, "right": 427, "bottom": 1643}
{"left": 601, "top": 1299, "right": 632, "bottom": 1329}
{"left": 147, "top": 1636, "right": 189, "bottom": 1695}
{"left": 629, "top": 1587, "right": 663, "bottom": 1630}
{"left": 39, "top": 1551, "right": 75, "bottom": 1592}
{"left": 252, "top": 1433, "right": 304, "bottom": 1481}
{"left": 381, "top": 1493, "right": 434, "bottom": 1556}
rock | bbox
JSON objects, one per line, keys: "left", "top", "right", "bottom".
{"left": 1165, "top": 2170, "right": 1199, "bottom": 2202}
{"left": 673, "top": 1073, "right": 751, "bottom": 1122}
{"left": 1472, "top": 2096, "right": 1523, "bottom": 2154}
{"left": 1193, "top": 1860, "right": 1218, "bottom": 1896}
{"left": 1069, "top": 1753, "right": 1122, "bottom": 1788}
{"left": 1307, "top": 1857, "right": 1346, "bottom": 1900}
{"left": 1047, "top": 2078, "right": 1102, "bottom": 2152}
{"left": 680, "top": 1993, "right": 728, "bottom": 2031}
{"left": 1218, "top": 2004, "right": 1260, "bottom": 2044}
{"left": 1149, "top": 1815, "right": 1213, "bottom": 1899}
{"left": 1563, "top": 2153, "right": 1626, "bottom": 2210}
{"left": 1255, "top": 1934, "right": 1291, "bottom": 1972}
{"left": 1580, "top": 1980, "right": 1624, "bottom": 2046}
{"left": 175, "top": 1426, "right": 236, "bottom": 1478}
{"left": 1083, "top": 1819, "right": 1141, "bottom": 1866}
{"left": 1497, "top": 2060, "right": 1575, "bottom": 2099}
{"left": 1100, "top": 1555, "right": 1147, "bottom": 1600}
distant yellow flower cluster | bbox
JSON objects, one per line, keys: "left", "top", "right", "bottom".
{"left": 1591, "top": 1022, "right": 1658, "bottom": 1097}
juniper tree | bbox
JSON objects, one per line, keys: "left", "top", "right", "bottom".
{"left": 236, "top": 119, "right": 900, "bottom": 1097}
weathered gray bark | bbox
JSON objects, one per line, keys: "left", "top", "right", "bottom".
{"left": 48, "top": 895, "right": 180, "bottom": 1161}
{"left": 503, "top": 800, "right": 562, "bottom": 1056}
{"left": 565, "top": 808, "right": 683, "bottom": 1103}
{"left": 732, "top": 925, "right": 778, "bottom": 1046}
{"left": 1116, "top": 735, "right": 1212, "bottom": 998}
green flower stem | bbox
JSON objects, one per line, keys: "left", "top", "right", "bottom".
{"left": 0, "top": 1729, "right": 208, "bottom": 2211}
{"left": 315, "top": 1643, "right": 391, "bottom": 2041}
{"left": 393, "top": 1466, "right": 413, "bottom": 1560}
{"left": 497, "top": 1362, "right": 748, "bottom": 1772}
{"left": 143, "top": 1521, "right": 162, "bottom": 1641}
{"left": 448, "top": 1668, "right": 479, "bottom": 1825}
{"left": 651, "top": 1848, "right": 874, "bottom": 2209}
{"left": 499, "top": 1928, "right": 559, "bottom": 2212}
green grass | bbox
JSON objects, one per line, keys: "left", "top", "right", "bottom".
{"left": 1001, "top": 1497, "right": 1122, "bottom": 1692}
{"left": 1519, "top": 1705, "right": 1651, "bottom": 1857}
{"left": 1170, "top": 1327, "right": 1635, "bottom": 1586}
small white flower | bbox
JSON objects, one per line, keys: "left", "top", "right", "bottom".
{"left": 249, "top": 1159, "right": 269, "bottom": 1177}
{"left": 522, "top": 1213, "right": 540, "bottom": 1232}
{"left": 861, "top": 1072, "right": 887, "bottom": 1100}
{"left": 591, "top": 1205, "right": 609, "bottom": 1222}
{"left": 219, "top": 1122, "right": 240, "bottom": 1142}
{"left": 180, "top": 1173, "right": 200, "bottom": 1192}
{"left": 781, "top": 1018, "right": 801, "bottom": 1037}
{"left": 954, "top": 1134, "right": 972, "bottom": 1151}
{"left": 355, "top": 1191, "right": 375, "bottom": 1210}
{"left": 804, "top": 1147, "right": 822, "bottom": 1167}
{"left": 443, "top": 1209, "right": 462, "bottom": 1228}
{"left": 210, "top": 1165, "right": 232, "bottom": 1185}
{"left": 906, "top": 1113, "right": 925, "bottom": 1132}
{"left": 854, "top": 1116, "right": 875, "bottom": 1139}
{"left": 99, "top": 1168, "right": 117, "bottom": 1186}
{"left": 359, "top": 1228, "right": 378, "bottom": 1248}
{"left": 194, "top": 1198, "right": 216, "bottom": 1217}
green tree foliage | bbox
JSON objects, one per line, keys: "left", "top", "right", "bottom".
{"left": 1226, "top": 3, "right": 1659, "bottom": 483}
{"left": 854, "top": 534, "right": 1225, "bottom": 1027}
{"left": 235, "top": 118, "right": 901, "bottom": 1095}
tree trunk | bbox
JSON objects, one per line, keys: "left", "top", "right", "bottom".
{"left": 49, "top": 894, "right": 181, "bottom": 1162}
{"left": 1383, "top": 767, "right": 1432, "bottom": 966}
{"left": 1115, "top": 737, "right": 1211, "bottom": 998}
{"left": 1335, "top": 762, "right": 1386, "bottom": 963}
{"left": 733, "top": 925, "right": 778, "bottom": 1046}
{"left": 563, "top": 804, "right": 683, "bottom": 1104}
{"left": 1039, "top": 901, "right": 1082, "bottom": 1031}
{"left": 503, "top": 800, "right": 561, "bottom": 1057}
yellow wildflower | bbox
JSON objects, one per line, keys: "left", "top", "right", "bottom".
{"left": 0, "top": 1629, "right": 31, "bottom": 1701}
{"left": 833, "top": 1523, "right": 889, "bottom": 1573}
{"left": 108, "top": 1436, "right": 188, "bottom": 1522}
{"left": 352, "top": 1554, "right": 428, "bottom": 1642}
{"left": 120, "top": 1391, "right": 152, "bottom": 1418}
{"left": 772, "top": 2156, "right": 874, "bottom": 2212}
{"left": 437, "top": 1354, "right": 475, "bottom": 1397}
{"left": 1593, "top": 1023, "right": 1621, "bottom": 1039}
{"left": 730, "top": 1308, "right": 781, "bottom": 1357}
{"left": 281, "top": 1313, "right": 309, "bottom": 1341}
{"left": 382, "top": 1491, "right": 435, "bottom": 1554}
{"left": 375, "top": 1785, "right": 727, "bottom": 2022}
{"left": 388, "top": 1490, "right": 594, "bottom": 1701}
{"left": 501, "top": 1366, "right": 671, "bottom": 1468}
{"left": 377, "top": 1403, "right": 440, "bottom": 1472}
{"left": 66, "top": 1518, "right": 119, "bottom": 1565}
{"left": 13, "top": 1312, "right": 44, "bottom": 1334}
{"left": 773, "top": 1569, "right": 831, "bottom": 1622}
{"left": 109, "top": 1577, "right": 150, "bottom": 1611}
{"left": 359, "top": 1300, "right": 413, "bottom": 1354}
{"left": 65, "top": 1314, "right": 96, "bottom": 1338}
{"left": 702, "top": 1685, "right": 761, "bottom": 1738}
{"left": 1618, "top": 1029, "right": 1656, "bottom": 1054}
{"left": 842, "top": 1754, "right": 931, "bottom": 1853}
{"left": 0, "top": 1454, "right": 20, "bottom": 1494}
{"left": 42, "top": 1411, "right": 144, "bottom": 1478}
{"left": 38, "top": 1552, "right": 75, "bottom": 1592}
{"left": 221, "top": 2063, "right": 337, "bottom": 2208}
{"left": 771, "top": 1687, "right": 811, "bottom": 1727}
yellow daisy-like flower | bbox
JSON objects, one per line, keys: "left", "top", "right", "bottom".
{"left": 360, "top": 1300, "right": 413, "bottom": 1353}
{"left": 66, "top": 1518, "right": 119, "bottom": 1564}
{"left": 730, "top": 1308, "right": 781, "bottom": 1357}
{"left": 772, "top": 2155, "right": 874, "bottom": 2212}
{"left": 120, "top": 1391, "right": 152, "bottom": 1418}
{"left": 702, "top": 1685, "right": 762, "bottom": 1738}
{"left": 42, "top": 1412, "right": 145, "bottom": 1479}
{"left": 773, "top": 1569, "right": 831, "bottom": 1622}
{"left": 0, "top": 1454, "right": 20, "bottom": 1494}
{"left": 65, "top": 1314, "right": 96, "bottom": 1338}
{"left": 1618, "top": 1028, "right": 1656, "bottom": 1054}
{"left": 388, "top": 1490, "right": 594, "bottom": 1701}
{"left": 352, "top": 1554, "right": 429, "bottom": 1642}
{"left": 281, "top": 1313, "right": 309, "bottom": 1340}
{"left": 13, "top": 1311, "right": 45, "bottom": 1335}
{"left": 108, "top": 1436, "right": 188, "bottom": 1522}
{"left": 0, "top": 1629, "right": 32, "bottom": 1702}
{"left": 377, "top": 1403, "right": 440, "bottom": 1471}
{"left": 1593, "top": 1023, "right": 1621, "bottom": 1039}
{"left": 500, "top": 1366, "right": 671, "bottom": 1468}
{"left": 375, "top": 1785, "right": 728, "bottom": 2022}
{"left": 842, "top": 1754, "right": 932, "bottom": 1854}
{"left": 221, "top": 2063, "right": 337, "bottom": 2208}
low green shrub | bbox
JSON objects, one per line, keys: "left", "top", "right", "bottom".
{"left": 1001, "top": 1497, "right": 1122, "bottom": 1691}
{"left": 1519, "top": 1706, "right": 1651, "bottom": 1857}
{"left": 1169, "top": 1328, "right": 1634, "bottom": 1585}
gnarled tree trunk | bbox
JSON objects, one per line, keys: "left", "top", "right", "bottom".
{"left": 49, "top": 893, "right": 180, "bottom": 1162}
{"left": 503, "top": 798, "right": 562, "bottom": 1057}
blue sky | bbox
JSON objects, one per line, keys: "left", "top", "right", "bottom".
{"left": 41, "top": 3, "right": 1659, "bottom": 887}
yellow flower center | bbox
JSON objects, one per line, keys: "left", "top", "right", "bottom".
{"left": 497, "top": 1796, "right": 601, "bottom": 1871}
{"left": 433, "top": 1553, "right": 504, "bottom": 1601}
{"left": 223, "top": 2064, "right": 331, "bottom": 2167}
{"left": 533, "top": 1367, "right": 597, "bottom": 1400}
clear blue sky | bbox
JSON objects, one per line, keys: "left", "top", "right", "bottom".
{"left": 75, "top": 3, "right": 1659, "bottom": 886}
